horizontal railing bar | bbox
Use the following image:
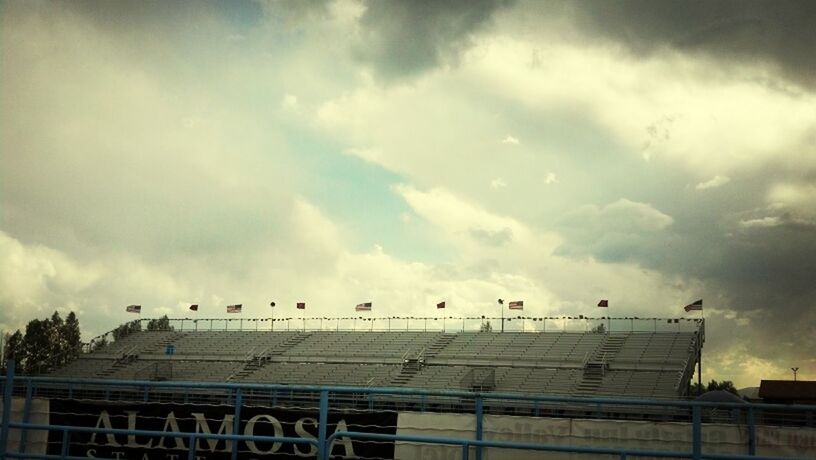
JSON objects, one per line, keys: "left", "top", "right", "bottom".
{"left": 13, "top": 376, "right": 816, "bottom": 412}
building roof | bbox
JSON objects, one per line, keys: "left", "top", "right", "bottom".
{"left": 758, "top": 380, "right": 816, "bottom": 401}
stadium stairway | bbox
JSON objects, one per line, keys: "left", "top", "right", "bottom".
{"left": 229, "top": 332, "right": 312, "bottom": 381}
{"left": 423, "top": 333, "right": 457, "bottom": 359}
{"left": 574, "top": 333, "right": 627, "bottom": 396}
{"left": 141, "top": 331, "right": 187, "bottom": 354}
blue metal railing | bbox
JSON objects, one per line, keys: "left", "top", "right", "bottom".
{"left": 2, "top": 359, "right": 814, "bottom": 460}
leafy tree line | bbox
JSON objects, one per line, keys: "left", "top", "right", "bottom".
{"left": 2, "top": 311, "right": 82, "bottom": 375}
{"left": 689, "top": 379, "right": 739, "bottom": 396}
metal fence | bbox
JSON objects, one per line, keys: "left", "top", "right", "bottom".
{"left": 2, "top": 359, "right": 814, "bottom": 460}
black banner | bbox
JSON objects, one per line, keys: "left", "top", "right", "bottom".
{"left": 47, "top": 399, "right": 397, "bottom": 459}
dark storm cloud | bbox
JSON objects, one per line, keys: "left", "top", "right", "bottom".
{"left": 568, "top": 0, "right": 816, "bottom": 89}
{"left": 554, "top": 171, "right": 816, "bottom": 363}
{"left": 355, "top": 0, "right": 513, "bottom": 80}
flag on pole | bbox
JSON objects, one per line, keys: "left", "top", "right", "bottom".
{"left": 296, "top": 302, "right": 306, "bottom": 310}
{"left": 597, "top": 299, "right": 608, "bottom": 308}
{"left": 437, "top": 301, "right": 445, "bottom": 309}
{"left": 684, "top": 299, "right": 703, "bottom": 312}
{"left": 508, "top": 300, "right": 524, "bottom": 310}
{"left": 189, "top": 304, "right": 199, "bottom": 311}
{"left": 125, "top": 305, "right": 141, "bottom": 314}
{"left": 227, "top": 304, "right": 242, "bottom": 313}
{"left": 355, "top": 302, "right": 372, "bottom": 311}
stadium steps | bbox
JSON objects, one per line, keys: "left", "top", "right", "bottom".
{"left": 390, "top": 357, "right": 422, "bottom": 386}
{"left": 229, "top": 332, "right": 312, "bottom": 381}
{"left": 423, "top": 333, "right": 457, "bottom": 359}
{"left": 574, "top": 334, "right": 627, "bottom": 396}
{"left": 140, "top": 331, "right": 187, "bottom": 354}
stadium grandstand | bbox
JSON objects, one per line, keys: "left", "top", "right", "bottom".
{"left": 4, "top": 316, "right": 816, "bottom": 459}
{"left": 48, "top": 316, "right": 703, "bottom": 400}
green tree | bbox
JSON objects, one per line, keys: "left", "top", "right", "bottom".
{"left": 3, "top": 330, "right": 24, "bottom": 371}
{"left": 90, "top": 335, "right": 108, "bottom": 351}
{"left": 147, "top": 315, "right": 173, "bottom": 331}
{"left": 23, "top": 318, "right": 52, "bottom": 374}
{"left": 480, "top": 320, "right": 493, "bottom": 332}
{"left": 706, "top": 379, "right": 738, "bottom": 394}
{"left": 49, "top": 311, "right": 65, "bottom": 367}
{"left": 63, "top": 312, "right": 82, "bottom": 363}
{"left": 113, "top": 320, "right": 142, "bottom": 340}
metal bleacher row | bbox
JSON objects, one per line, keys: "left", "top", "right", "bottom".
{"left": 47, "top": 329, "right": 700, "bottom": 399}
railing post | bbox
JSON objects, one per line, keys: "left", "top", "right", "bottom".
{"left": 0, "top": 359, "right": 15, "bottom": 460}
{"left": 19, "top": 380, "right": 34, "bottom": 453}
{"left": 232, "top": 388, "right": 243, "bottom": 460}
{"left": 692, "top": 405, "right": 702, "bottom": 460}
{"left": 747, "top": 407, "right": 756, "bottom": 456}
{"left": 60, "top": 428, "right": 70, "bottom": 457}
{"left": 318, "top": 389, "right": 329, "bottom": 460}
{"left": 475, "top": 396, "right": 484, "bottom": 460}
{"left": 188, "top": 434, "right": 197, "bottom": 460}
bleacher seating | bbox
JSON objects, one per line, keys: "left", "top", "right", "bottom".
{"left": 46, "top": 327, "right": 701, "bottom": 399}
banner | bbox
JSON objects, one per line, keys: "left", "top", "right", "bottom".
{"left": 47, "top": 399, "right": 397, "bottom": 459}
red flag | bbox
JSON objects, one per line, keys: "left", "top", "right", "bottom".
{"left": 597, "top": 299, "right": 608, "bottom": 308}
{"left": 508, "top": 300, "right": 523, "bottom": 310}
{"left": 296, "top": 302, "right": 306, "bottom": 310}
{"left": 437, "top": 301, "right": 445, "bottom": 309}
{"left": 189, "top": 304, "right": 199, "bottom": 311}
{"left": 684, "top": 299, "right": 703, "bottom": 312}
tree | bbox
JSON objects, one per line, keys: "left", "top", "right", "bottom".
{"left": 3, "top": 330, "right": 24, "bottom": 371}
{"left": 23, "top": 318, "right": 52, "bottom": 374}
{"left": 49, "top": 311, "right": 65, "bottom": 367}
{"left": 113, "top": 320, "right": 142, "bottom": 340}
{"left": 63, "top": 312, "right": 82, "bottom": 363}
{"left": 688, "top": 379, "right": 739, "bottom": 396}
{"left": 591, "top": 323, "right": 606, "bottom": 333}
{"left": 90, "top": 335, "right": 108, "bottom": 351}
{"left": 706, "top": 379, "right": 738, "bottom": 395}
{"left": 480, "top": 320, "right": 493, "bottom": 332}
{"left": 147, "top": 315, "right": 173, "bottom": 331}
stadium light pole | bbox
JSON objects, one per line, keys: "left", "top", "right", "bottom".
{"left": 792, "top": 367, "right": 799, "bottom": 381}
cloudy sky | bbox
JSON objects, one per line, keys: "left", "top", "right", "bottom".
{"left": 2, "top": 0, "right": 815, "bottom": 387}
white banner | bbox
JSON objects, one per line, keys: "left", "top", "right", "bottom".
{"left": 0, "top": 397, "right": 49, "bottom": 454}
{"left": 395, "top": 412, "right": 816, "bottom": 459}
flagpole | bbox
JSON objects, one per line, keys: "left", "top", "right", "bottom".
{"left": 498, "top": 299, "right": 504, "bottom": 333}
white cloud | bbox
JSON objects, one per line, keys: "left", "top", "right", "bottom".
{"left": 501, "top": 135, "right": 519, "bottom": 145}
{"left": 544, "top": 172, "right": 558, "bottom": 184}
{"left": 281, "top": 93, "right": 300, "bottom": 112}
{"left": 490, "top": 177, "right": 506, "bottom": 189}
{"left": 696, "top": 175, "right": 731, "bottom": 190}
{"left": 739, "top": 216, "right": 781, "bottom": 228}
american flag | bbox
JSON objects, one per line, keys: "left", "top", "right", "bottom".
{"left": 296, "top": 302, "right": 306, "bottom": 310}
{"left": 597, "top": 299, "right": 608, "bottom": 308}
{"left": 684, "top": 299, "right": 703, "bottom": 312}
{"left": 189, "top": 304, "right": 199, "bottom": 311}
{"left": 125, "top": 305, "right": 141, "bottom": 314}
{"left": 355, "top": 302, "right": 372, "bottom": 311}
{"left": 226, "top": 304, "right": 242, "bottom": 313}
{"left": 508, "top": 300, "right": 523, "bottom": 310}
{"left": 437, "top": 301, "right": 445, "bottom": 309}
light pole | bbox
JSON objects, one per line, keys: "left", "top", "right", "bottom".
{"left": 792, "top": 367, "right": 799, "bottom": 381}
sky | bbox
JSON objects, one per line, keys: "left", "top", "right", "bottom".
{"left": 2, "top": 0, "right": 815, "bottom": 388}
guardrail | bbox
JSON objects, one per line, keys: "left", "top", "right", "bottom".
{"left": 4, "top": 358, "right": 810, "bottom": 460}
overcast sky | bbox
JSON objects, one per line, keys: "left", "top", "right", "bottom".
{"left": 2, "top": 0, "right": 815, "bottom": 387}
